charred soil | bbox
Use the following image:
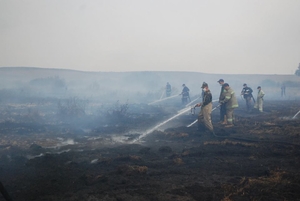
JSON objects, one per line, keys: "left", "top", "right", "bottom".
{"left": 0, "top": 100, "right": 300, "bottom": 201}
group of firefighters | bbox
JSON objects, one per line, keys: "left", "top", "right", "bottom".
{"left": 165, "top": 79, "right": 265, "bottom": 135}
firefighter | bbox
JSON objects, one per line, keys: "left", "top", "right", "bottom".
{"left": 217, "top": 79, "right": 227, "bottom": 124}
{"left": 254, "top": 86, "right": 265, "bottom": 112}
{"left": 281, "top": 84, "right": 286, "bottom": 97}
{"left": 220, "top": 83, "right": 239, "bottom": 127}
{"left": 194, "top": 82, "right": 214, "bottom": 134}
{"left": 241, "top": 83, "right": 253, "bottom": 112}
{"left": 181, "top": 84, "right": 190, "bottom": 104}
{"left": 166, "top": 82, "right": 172, "bottom": 97}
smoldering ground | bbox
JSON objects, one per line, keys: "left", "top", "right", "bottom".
{"left": 1, "top": 67, "right": 300, "bottom": 201}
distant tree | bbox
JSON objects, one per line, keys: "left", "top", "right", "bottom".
{"left": 295, "top": 63, "right": 300, "bottom": 76}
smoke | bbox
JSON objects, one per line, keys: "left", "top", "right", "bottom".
{"left": 1, "top": 67, "right": 300, "bottom": 139}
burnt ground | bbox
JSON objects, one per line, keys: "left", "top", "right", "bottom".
{"left": 0, "top": 99, "right": 300, "bottom": 201}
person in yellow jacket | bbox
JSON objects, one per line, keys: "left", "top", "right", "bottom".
{"left": 219, "top": 83, "right": 239, "bottom": 127}
{"left": 254, "top": 86, "right": 265, "bottom": 112}
{"left": 217, "top": 78, "right": 227, "bottom": 124}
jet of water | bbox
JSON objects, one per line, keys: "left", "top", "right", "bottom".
{"left": 186, "top": 104, "right": 220, "bottom": 127}
{"left": 159, "top": 90, "right": 165, "bottom": 100}
{"left": 185, "top": 97, "right": 200, "bottom": 107}
{"left": 133, "top": 107, "right": 191, "bottom": 142}
{"left": 134, "top": 98, "right": 220, "bottom": 142}
{"left": 148, "top": 94, "right": 179, "bottom": 105}
{"left": 292, "top": 109, "right": 300, "bottom": 119}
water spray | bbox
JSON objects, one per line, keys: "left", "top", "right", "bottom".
{"left": 186, "top": 104, "right": 220, "bottom": 127}
{"left": 185, "top": 97, "right": 200, "bottom": 107}
{"left": 133, "top": 98, "right": 220, "bottom": 142}
{"left": 159, "top": 90, "right": 165, "bottom": 100}
{"left": 292, "top": 109, "right": 300, "bottom": 119}
{"left": 135, "top": 99, "right": 220, "bottom": 141}
{"left": 176, "top": 97, "right": 201, "bottom": 114}
{"left": 132, "top": 107, "right": 191, "bottom": 142}
{"left": 186, "top": 119, "right": 198, "bottom": 128}
{"left": 148, "top": 94, "right": 179, "bottom": 105}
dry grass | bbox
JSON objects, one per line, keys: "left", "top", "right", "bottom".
{"left": 221, "top": 170, "right": 294, "bottom": 201}
{"left": 204, "top": 139, "right": 259, "bottom": 147}
{"left": 173, "top": 157, "right": 184, "bottom": 165}
{"left": 164, "top": 131, "right": 189, "bottom": 138}
{"left": 117, "top": 164, "right": 148, "bottom": 175}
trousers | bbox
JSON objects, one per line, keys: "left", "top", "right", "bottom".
{"left": 220, "top": 103, "right": 226, "bottom": 121}
{"left": 198, "top": 102, "right": 214, "bottom": 132}
{"left": 254, "top": 98, "right": 263, "bottom": 112}
{"left": 226, "top": 108, "right": 235, "bottom": 125}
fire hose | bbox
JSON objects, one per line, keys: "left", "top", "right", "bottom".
{"left": 187, "top": 104, "right": 220, "bottom": 127}
{"left": 251, "top": 94, "right": 256, "bottom": 103}
{"left": 187, "top": 106, "right": 300, "bottom": 147}
{"left": 148, "top": 94, "right": 179, "bottom": 105}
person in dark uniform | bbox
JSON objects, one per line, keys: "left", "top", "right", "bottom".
{"left": 241, "top": 83, "right": 253, "bottom": 112}
{"left": 166, "top": 82, "right": 171, "bottom": 97}
{"left": 181, "top": 84, "right": 190, "bottom": 104}
{"left": 217, "top": 79, "right": 226, "bottom": 124}
{"left": 281, "top": 84, "right": 286, "bottom": 97}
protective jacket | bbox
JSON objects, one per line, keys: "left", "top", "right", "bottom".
{"left": 221, "top": 87, "right": 238, "bottom": 109}
{"left": 218, "top": 84, "right": 227, "bottom": 122}
{"left": 254, "top": 89, "right": 265, "bottom": 112}
{"left": 166, "top": 83, "right": 171, "bottom": 97}
{"left": 241, "top": 87, "right": 253, "bottom": 99}
{"left": 182, "top": 86, "right": 190, "bottom": 97}
{"left": 166, "top": 83, "right": 171, "bottom": 92}
{"left": 202, "top": 90, "right": 212, "bottom": 106}
{"left": 198, "top": 89, "right": 213, "bottom": 132}
{"left": 257, "top": 89, "right": 265, "bottom": 99}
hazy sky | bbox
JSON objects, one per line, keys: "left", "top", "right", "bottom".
{"left": 1, "top": 0, "right": 300, "bottom": 74}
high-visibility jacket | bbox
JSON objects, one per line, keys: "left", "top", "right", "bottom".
{"left": 257, "top": 89, "right": 265, "bottom": 99}
{"left": 222, "top": 87, "right": 239, "bottom": 109}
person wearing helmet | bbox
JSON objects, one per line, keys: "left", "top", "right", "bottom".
{"left": 241, "top": 83, "right": 253, "bottom": 112}
{"left": 194, "top": 82, "right": 214, "bottom": 134}
{"left": 181, "top": 84, "right": 190, "bottom": 104}
{"left": 281, "top": 84, "right": 286, "bottom": 97}
{"left": 220, "top": 83, "right": 239, "bottom": 127}
{"left": 254, "top": 86, "right": 265, "bottom": 112}
{"left": 166, "top": 82, "right": 172, "bottom": 97}
{"left": 217, "top": 79, "right": 227, "bottom": 124}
